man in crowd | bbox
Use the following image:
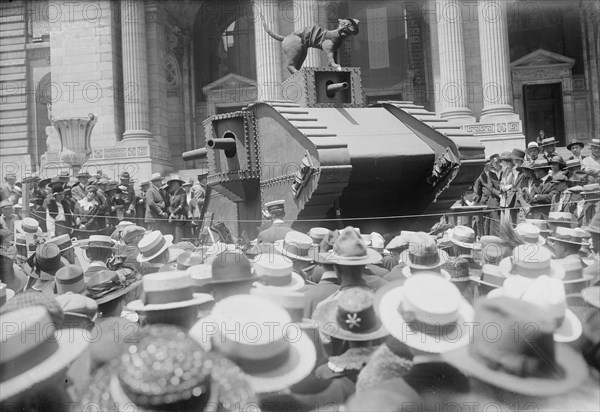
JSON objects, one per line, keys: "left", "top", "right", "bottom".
{"left": 145, "top": 173, "right": 168, "bottom": 232}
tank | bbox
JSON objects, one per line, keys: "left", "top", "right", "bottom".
{"left": 183, "top": 68, "right": 486, "bottom": 239}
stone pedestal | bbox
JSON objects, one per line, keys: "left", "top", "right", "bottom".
{"left": 253, "top": 0, "right": 283, "bottom": 101}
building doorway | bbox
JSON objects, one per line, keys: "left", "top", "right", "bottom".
{"left": 523, "top": 83, "right": 565, "bottom": 145}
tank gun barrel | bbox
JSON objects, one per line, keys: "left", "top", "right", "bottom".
{"left": 207, "top": 138, "right": 237, "bottom": 151}
{"left": 182, "top": 148, "right": 208, "bottom": 161}
{"left": 326, "top": 82, "right": 348, "bottom": 93}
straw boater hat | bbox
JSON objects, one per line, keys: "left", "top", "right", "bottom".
{"left": 488, "top": 275, "right": 582, "bottom": 343}
{"left": 190, "top": 294, "right": 316, "bottom": 394}
{"left": 265, "top": 199, "right": 285, "bottom": 213}
{"left": 309, "top": 227, "right": 329, "bottom": 244}
{"left": 469, "top": 263, "right": 506, "bottom": 290}
{"left": 275, "top": 231, "right": 321, "bottom": 262}
{"left": 589, "top": 138, "right": 600, "bottom": 147}
{"left": 498, "top": 244, "right": 565, "bottom": 280}
{"left": 79, "top": 235, "right": 118, "bottom": 251}
{"left": 525, "top": 218, "right": 551, "bottom": 234}
{"left": 55, "top": 264, "right": 86, "bottom": 295}
{"left": 15, "top": 217, "right": 42, "bottom": 235}
{"left": 442, "top": 297, "right": 587, "bottom": 396}
{"left": 127, "top": 271, "right": 212, "bottom": 313}
{"left": 567, "top": 139, "right": 585, "bottom": 150}
{"left": 548, "top": 226, "right": 586, "bottom": 247}
{"left": 86, "top": 269, "right": 142, "bottom": 306}
{"left": 565, "top": 158, "right": 581, "bottom": 169}
{"left": 447, "top": 226, "right": 481, "bottom": 249}
{"left": 515, "top": 222, "right": 546, "bottom": 245}
{"left": 253, "top": 253, "right": 305, "bottom": 291}
{"left": 379, "top": 274, "right": 474, "bottom": 353}
{"left": 540, "top": 136, "right": 558, "bottom": 147}
{"left": 319, "top": 226, "right": 381, "bottom": 266}
{"left": 313, "top": 287, "right": 389, "bottom": 342}
{"left": 45, "top": 234, "right": 77, "bottom": 252}
{"left": 547, "top": 211, "right": 577, "bottom": 229}
{"left": 136, "top": 231, "right": 173, "bottom": 262}
{"left": 582, "top": 183, "right": 600, "bottom": 196}
{"left": 0, "top": 306, "right": 90, "bottom": 402}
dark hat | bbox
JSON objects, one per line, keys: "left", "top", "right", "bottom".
{"left": 86, "top": 269, "right": 142, "bottom": 305}
{"left": 516, "top": 160, "right": 535, "bottom": 171}
{"left": 511, "top": 148, "right": 526, "bottom": 160}
{"left": 119, "top": 171, "right": 130, "bottom": 180}
{"left": 551, "top": 173, "right": 568, "bottom": 183}
{"left": 343, "top": 17, "right": 359, "bottom": 34}
{"left": 319, "top": 227, "right": 381, "bottom": 265}
{"left": 566, "top": 139, "right": 585, "bottom": 150}
{"left": 38, "top": 177, "right": 51, "bottom": 189}
{"left": 200, "top": 251, "right": 257, "bottom": 287}
{"left": 0, "top": 290, "right": 65, "bottom": 329}
{"left": 488, "top": 153, "right": 499, "bottom": 161}
{"left": 313, "top": 287, "right": 388, "bottom": 342}
{"left": 167, "top": 175, "right": 185, "bottom": 186}
{"left": 121, "top": 225, "right": 146, "bottom": 245}
{"left": 85, "top": 184, "right": 98, "bottom": 193}
{"left": 550, "top": 155, "right": 566, "bottom": 167}
{"left": 33, "top": 243, "right": 67, "bottom": 279}
{"left": 55, "top": 264, "right": 86, "bottom": 294}
{"left": 565, "top": 158, "right": 581, "bottom": 169}
{"left": 442, "top": 297, "right": 588, "bottom": 396}
{"left": 533, "top": 159, "right": 551, "bottom": 169}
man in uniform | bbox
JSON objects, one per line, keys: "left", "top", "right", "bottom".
{"left": 257, "top": 200, "right": 293, "bottom": 243}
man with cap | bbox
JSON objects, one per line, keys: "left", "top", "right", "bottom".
{"left": 526, "top": 141, "right": 540, "bottom": 161}
{"left": 0, "top": 172, "right": 17, "bottom": 202}
{"left": 257, "top": 200, "right": 293, "bottom": 243}
{"left": 71, "top": 170, "right": 90, "bottom": 202}
{"left": 145, "top": 172, "right": 168, "bottom": 232}
{"left": 581, "top": 138, "right": 600, "bottom": 178}
{"left": 473, "top": 154, "right": 501, "bottom": 235}
{"left": 567, "top": 139, "right": 586, "bottom": 161}
{"left": 167, "top": 175, "right": 188, "bottom": 243}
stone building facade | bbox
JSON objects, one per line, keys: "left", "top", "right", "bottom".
{"left": 0, "top": 0, "right": 598, "bottom": 180}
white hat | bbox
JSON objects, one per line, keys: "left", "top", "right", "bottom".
{"left": 487, "top": 276, "right": 582, "bottom": 343}
{"left": 527, "top": 141, "right": 540, "bottom": 150}
{"left": 190, "top": 295, "right": 316, "bottom": 394}
{"left": 370, "top": 232, "right": 385, "bottom": 253}
{"left": 447, "top": 226, "right": 481, "bottom": 249}
{"left": 0, "top": 282, "right": 15, "bottom": 306}
{"left": 378, "top": 274, "right": 474, "bottom": 353}
{"left": 150, "top": 172, "right": 163, "bottom": 181}
{"left": 498, "top": 245, "right": 565, "bottom": 280}
{"left": 136, "top": 231, "right": 174, "bottom": 262}
{"left": 253, "top": 253, "right": 305, "bottom": 291}
{"left": 516, "top": 223, "right": 545, "bottom": 245}
{"left": 274, "top": 231, "right": 320, "bottom": 262}
{"left": 127, "top": 271, "right": 213, "bottom": 312}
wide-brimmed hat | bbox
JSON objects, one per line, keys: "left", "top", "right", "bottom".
{"left": 166, "top": 174, "right": 185, "bottom": 186}
{"left": 526, "top": 141, "right": 540, "bottom": 153}
{"left": 136, "top": 231, "right": 173, "bottom": 262}
{"left": 313, "top": 287, "right": 388, "bottom": 342}
{"left": 547, "top": 211, "right": 577, "bottom": 227}
{"left": 15, "top": 217, "right": 42, "bottom": 235}
{"left": 121, "top": 225, "right": 147, "bottom": 245}
{"left": 498, "top": 245, "right": 565, "bottom": 280}
{"left": 55, "top": 293, "right": 98, "bottom": 329}
{"left": 319, "top": 227, "right": 382, "bottom": 266}
{"left": 550, "top": 155, "right": 566, "bottom": 167}
{"left": 589, "top": 138, "right": 600, "bottom": 147}
{"left": 275, "top": 231, "right": 321, "bottom": 262}
{"left": 447, "top": 226, "right": 481, "bottom": 249}
{"left": 55, "top": 264, "right": 86, "bottom": 295}
{"left": 76, "top": 170, "right": 91, "bottom": 178}
{"left": 175, "top": 251, "right": 205, "bottom": 270}
{"left": 548, "top": 226, "right": 586, "bottom": 246}
{"left": 540, "top": 136, "right": 558, "bottom": 147}
{"left": 399, "top": 232, "right": 448, "bottom": 270}
{"left": 566, "top": 139, "right": 585, "bottom": 150}
{"left": 516, "top": 160, "right": 535, "bottom": 171}
{"left": 487, "top": 275, "right": 582, "bottom": 343}
{"left": 128, "top": 271, "right": 212, "bottom": 313}
{"left": 554, "top": 257, "right": 594, "bottom": 292}
{"left": 498, "top": 151, "right": 513, "bottom": 161}
{"left": 250, "top": 288, "right": 313, "bottom": 328}
{"left": 0, "top": 200, "right": 13, "bottom": 209}
{"left": 0, "top": 282, "right": 15, "bottom": 306}
{"left": 198, "top": 251, "right": 258, "bottom": 287}
{"left": 38, "top": 177, "right": 51, "bottom": 189}
{"left": 0, "top": 306, "right": 90, "bottom": 402}
{"left": 149, "top": 172, "right": 163, "bottom": 182}
{"left": 442, "top": 297, "right": 587, "bottom": 396}
{"left": 253, "top": 253, "right": 305, "bottom": 291}
{"left": 86, "top": 269, "right": 142, "bottom": 306}
{"left": 379, "top": 274, "right": 474, "bottom": 353}
{"left": 400, "top": 265, "right": 451, "bottom": 280}
{"left": 191, "top": 294, "right": 316, "bottom": 394}
{"left": 532, "top": 159, "right": 551, "bottom": 169}
{"left": 469, "top": 263, "right": 506, "bottom": 290}
{"left": 511, "top": 148, "right": 526, "bottom": 160}
{"left": 80, "top": 235, "right": 118, "bottom": 250}
{"left": 565, "top": 158, "right": 581, "bottom": 169}
{"left": 516, "top": 222, "right": 546, "bottom": 245}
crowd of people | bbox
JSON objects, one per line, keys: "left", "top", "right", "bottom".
{"left": 0, "top": 137, "right": 599, "bottom": 411}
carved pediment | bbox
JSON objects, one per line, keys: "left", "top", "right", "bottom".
{"left": 203, "top": 73, "right": 257, "bottom": 95}
{"left": 511, "top": 49, "right": 575, "bottom": 69}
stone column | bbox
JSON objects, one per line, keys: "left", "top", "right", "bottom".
{"left": 253, "top": 0, "right": 283, "bottom": 101}
{"left": 293, "top": 0, "right": 320, "bottom": 67}
{"left": 436, "top": 0, "right": 474, "bottom": 121}
{"left": 121, "top": 0, "right": 152, "bottom": 139}
{"left": 477, "top": 0, "right": 515, "bottom": 120}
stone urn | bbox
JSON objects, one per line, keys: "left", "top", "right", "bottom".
{"left": 51, "top": 113, "right": 97, "bottom": 176}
